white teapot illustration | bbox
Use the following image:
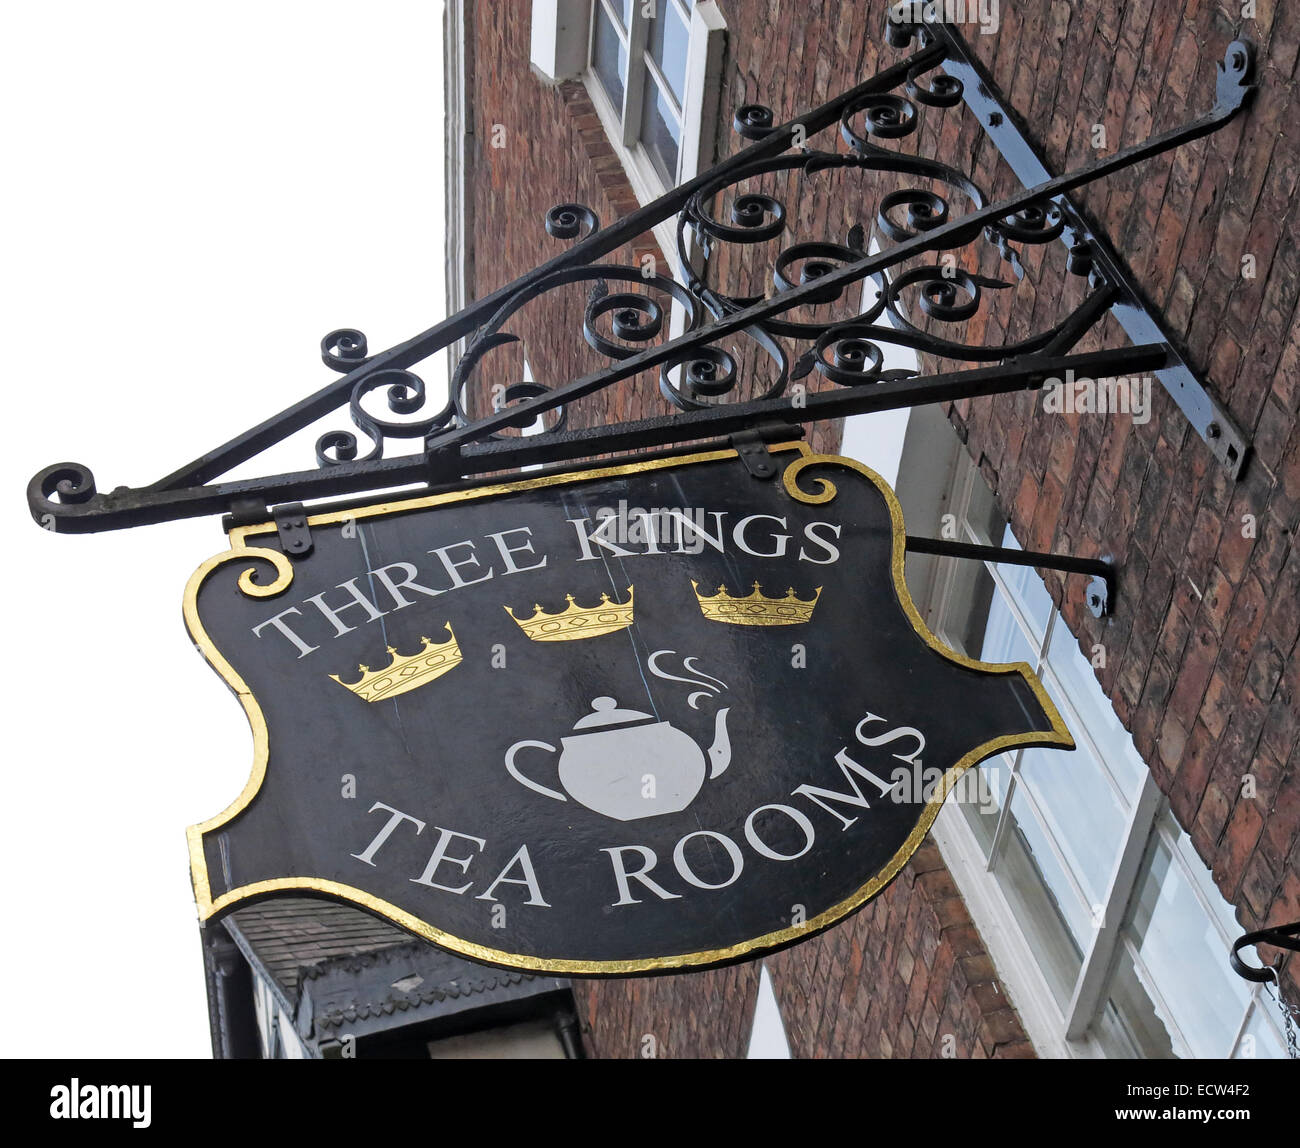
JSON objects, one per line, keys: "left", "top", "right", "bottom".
{"left": 505, "top": 696, "right": 732, "bottom": 821}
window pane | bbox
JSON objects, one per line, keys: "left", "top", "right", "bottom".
{"left": 995, "top": 523, "right": 1054, "bottom": 642}
{"left": 1017, "top": 742, "right": 1128, "bottom": 912}
{"left": 1043, "top": 626, "right": 1145, "bottom": 800}
{"left": 1096, "top": 944, "right": 1178, "bottom": 1057}
{"left": 959, "top": 751, "right": 1013, "bottom": 858}
{"left": 978, "top": 585, "right": 1038, "bottom": 668}
{"left": 1233, "top": 1000, "right": 1288, "bottom": 1059}
{"left": 1174, "top": 818, "right": 1245, "bottom": 942}
{"left": 1119, "top": 829, "right": 1253, "bottom": 1058}
{"left": 995, "top": 786, "right": 1086, "bottom": 1007}
{"left": 639, "top": 71, "right": 680, "bottom": 183}
{"left": 647, "top": 0, "right": 690, "bottom": 104}
{"left": 593, "top": 8, "right": 626, "bottom": 108}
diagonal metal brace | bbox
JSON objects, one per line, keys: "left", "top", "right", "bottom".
{"left": 931, "top": 25, "right": 1256, "bottom": 477}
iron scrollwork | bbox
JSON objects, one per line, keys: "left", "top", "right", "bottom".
{"left": 27, "top": 16, "right": 1257, "bottom": 534}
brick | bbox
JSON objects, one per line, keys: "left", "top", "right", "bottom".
{"left": 979, "top": 1008, "right": 1027, "bottom": 1047}
{"left": 1241, "top": 847, "right": 1281, "bottom": 920}
{"left": 896, "top": 941, "right": 915, "bottom": 987}
{"left": 1196, "top": 778, "right": 1234, "bottom": 846}
{"left": 1262, "top": 766, "right": 1300, "bottom": 867}
{"left": 1157, "top": 711, "right": 1190, "bottom": 774}
{"left": 995, "top": 1040, "right": 1038, "bottom": 1059}
{"left": 1168, "top": 618, "right": 1220, "bottom": 727}
{"left": 1215, "top": 798, "right": 1265, "bottom": 901}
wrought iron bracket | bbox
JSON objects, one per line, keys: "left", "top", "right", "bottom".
{"left": 27, "top": 20, "right": 1259, "bottom": 543}
{"left": 904, "top": 536, "right": 1115, "bottom": 617}
{"left": 931, "top": 24, "right": 1255, "bottom": 477}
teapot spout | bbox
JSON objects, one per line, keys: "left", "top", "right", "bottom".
{"left": 708, "top": 708, "right": 732, "bottom": 778}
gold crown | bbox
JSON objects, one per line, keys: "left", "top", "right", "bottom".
{"left": 330, "top": 625, "right": 462, "bottom": 702}
{"left": 692, "top": 580, "right": 822, "bottom": 626}
{"left": 504, "top": 587, "right": 634, "bottom": 642}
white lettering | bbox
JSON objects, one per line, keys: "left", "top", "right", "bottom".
{"left": 429, "top": 540, "right": 494, "bottom": 588}
{"left": 799, "top": 520, "right": 842, "bottom": 564}
{"left": 744, "top": 803, "right": 816, "bottom": 861}
{"left": 251, "top": 606, "right": 319, "bottom": 658}
{"left": 369, "top": 561, "right": 446, "bottom": 608}
{"left": 351, "top": 801, "right": 426, "bottom": 866}
{"left": 602, "top": 845, "right": 682, "bottom": 905}
{"left": 733, "top": 514, "right": 790, "bottom": 558}
{"left": 305, "top": 578, "right": 388, "bottom": 637}
{"left": 486, "top": 527, "right": 548, "bottom": 575}
{"left": 475, "top": 844, "right": 550, "bottom": 906}
{"left": 410, "top": 826, "right": 487, "bottom": 893}
{"left": 673, "top": 830, "right": 745, "bottom": 889}
{"left": 793, "top": 747, "right": 899, "bottom": 830}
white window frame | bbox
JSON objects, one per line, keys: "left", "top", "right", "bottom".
{"left": 531, "top": 0, "right": 726, "bottom": 271}
{"left": 903, "top": 435, "right": 1289, "bottom": 1059}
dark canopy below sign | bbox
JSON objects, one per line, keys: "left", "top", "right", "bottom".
{"left": 187, "top": 443, "right": 1072, "bottom": 974}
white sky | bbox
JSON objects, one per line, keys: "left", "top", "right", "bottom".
{"left": 4, "top": 1, "right": 445, "bottom": 1057}
{"left": 1, "top": 2, "right": 916, "bottom": 1061}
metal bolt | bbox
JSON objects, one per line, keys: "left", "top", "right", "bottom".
{"left": 1207, "top": 422, "right": 1222, "bottom": 440}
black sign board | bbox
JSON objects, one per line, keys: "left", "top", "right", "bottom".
{"left": 187, "top": 443, "right": 1071, "bottom": 974}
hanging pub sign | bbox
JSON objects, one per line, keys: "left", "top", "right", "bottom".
{"left": 187, "top": 441, "right": 1072, "bottom": 974}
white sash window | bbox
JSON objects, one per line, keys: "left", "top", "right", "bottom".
{"left": 889, "top": 423, "right": 1290, "bottom": 1059}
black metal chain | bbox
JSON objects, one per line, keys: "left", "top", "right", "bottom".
{"left": 1262, "top": 975, "right": 1299, "bottom": 1059}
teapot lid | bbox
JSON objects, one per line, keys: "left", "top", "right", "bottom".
{"left": 572, "top": 695, "right": 655, "bottom": 730}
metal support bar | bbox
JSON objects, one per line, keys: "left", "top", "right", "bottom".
{"left": 931, "top": 24, "right": 1254, "bottom": 477}
{"left": 904, "top": 535, "right": 1115, "bottom": 617}
{"left": 30, "top": 346, "right": 1163, "bottom": 533}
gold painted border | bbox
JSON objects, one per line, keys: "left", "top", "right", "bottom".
{"left": 186, "top": 443, "right": 1073, "bottom": 974}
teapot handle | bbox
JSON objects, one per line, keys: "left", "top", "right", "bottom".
{"left": 505, "top": 740, "right": 566, "bottom": 802}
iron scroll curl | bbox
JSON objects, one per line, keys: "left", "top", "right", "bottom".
{"left": 1230, "top": 921, "right": 1300, "bottom": 983}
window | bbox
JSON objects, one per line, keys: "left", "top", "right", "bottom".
{"left": 906, "top": 443, "right": 1290, "bottom": 1058}
{"left": 589, "top": 0, "right": 699, "bottom": 186}
{"left": 251, "top": 973, "right": 306, "bottom": 1059}
{"left": 531, "top": 0, "right": 726, "bottom": 264}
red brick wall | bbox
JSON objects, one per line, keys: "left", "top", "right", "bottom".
{"left": 765, "top": 841, "right": 1034, "bottom": 1058}
{"left": 463, "top": 0, "right": 1300, "bottom": 1054}
{"left": 575, "top": 962, "right": 761, "bottom": 1059}
{"left": 709, "top": 0, "right": 1300, "bottom": 1009}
